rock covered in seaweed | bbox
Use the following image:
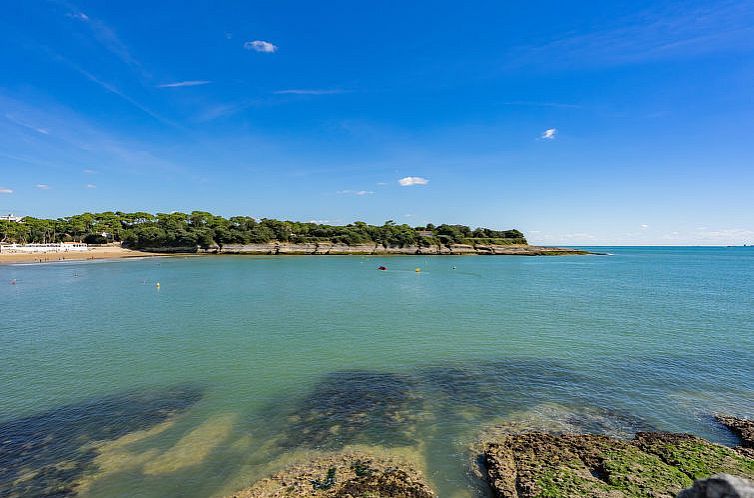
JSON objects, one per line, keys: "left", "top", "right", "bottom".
{"left": 227, "top": 450, "right": 435, "bottom": 498}
{"left": 482, "top": 431, "right": 754, "bottom": 498}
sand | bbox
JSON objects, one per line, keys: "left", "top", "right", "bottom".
{"left": 0, "top": 246, "right": 163, "bottom": 265}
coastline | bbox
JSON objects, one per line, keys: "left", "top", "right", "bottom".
{"left": 0, "top": 243, "right": 591, "bottom": 265}
{"left": 0, "top": 246, "right": 166, "bottom": 265}
{"left": 143, "top": 242, "right": 593, "bottom": 256}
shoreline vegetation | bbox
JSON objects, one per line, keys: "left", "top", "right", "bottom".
{"left": 0, "top": 211, "right": 592, "bottom": 263}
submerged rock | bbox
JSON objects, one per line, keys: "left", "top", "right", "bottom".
{"left": 278, "top": 370, "right": 424, "bottom": 450}
{"left": 478, "top": 402, "right": 654, "bottom": 440}
{"left": 0, "top": 384, "right": 202, "bottom": 498}
{"left": 677, "top": 473, "right": 754, "bottom": 498}
{"left": 228, "top": 450, "right": 435, "bottom": 498}
{"left": 482, "top": 431, "right": 754, "bottom": 498}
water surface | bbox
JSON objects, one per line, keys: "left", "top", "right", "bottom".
{"left": 1, "top": 248, "right": 752, "bottom": 497}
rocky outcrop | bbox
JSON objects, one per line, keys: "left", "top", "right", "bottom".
{"left": 677, "top": 474, "right": 754, "bottom": 498}
{"left": 482, "top": 430, "right": 754, "bottom": 498}
{"left": 717, "top": 415, "right": 754, "bottom": 449}
{"left": 227, "top": 450, "right": 435, "bottom": 498}
{"left": 184, "top": 243, "right": 591, "bottom": 256}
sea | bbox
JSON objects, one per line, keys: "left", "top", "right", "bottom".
{"left": 1, "top": 247, "right": 753, "bottom": 497}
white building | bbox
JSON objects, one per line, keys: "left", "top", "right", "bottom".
{"left": 0, "top": 214, "right": 23, "bottom": 222}
{"left": 0, "top": 242, "right": 88, "bottom": 253}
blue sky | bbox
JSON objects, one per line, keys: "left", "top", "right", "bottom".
{"left": 1, "top": 1, "right": 753, "bottom": 245}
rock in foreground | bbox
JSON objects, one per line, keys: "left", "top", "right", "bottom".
{"left": 677, "top": 473, "right": 754, "bottom": 498}
{"left": 483, "top": 431, "right": 754, "bottom": 498}
{"left": 228, "top": 450, "right": 435, "bottom": 498}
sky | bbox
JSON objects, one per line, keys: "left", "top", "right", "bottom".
{"left": 1, "top": 1, "right": 753, "bottom": 245}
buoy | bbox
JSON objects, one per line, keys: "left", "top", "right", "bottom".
{"left": 156, "top": 282, "right": 161, "bottom": 288}
{"left": 415, "top": 267, "right": 421, "bottom": 272}
{"left": 452, "top": 266, "right": 457, "bottom": 270}
{"left": 10, "top": 279, "right": 16, "bottom": 285}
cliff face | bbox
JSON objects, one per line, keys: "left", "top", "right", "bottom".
{"left": 179, "top": 243, "right": 589, "bottom": 256}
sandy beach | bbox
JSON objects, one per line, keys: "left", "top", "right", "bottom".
{"left": 0, "top": 246, "right": 159, "bottom": 265}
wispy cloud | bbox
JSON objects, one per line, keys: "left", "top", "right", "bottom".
{"left": 83, "top": 169, "right": 97, "bottom": 174}
{"left": 398, "top": 176, "right": 429, "bottom": 186}
{"left": 65, "top": 6, "right": 147, "bottom": 76}
{"left": 69, "top": 64, "right": 179, "bottom": 127}
{"left": 541, "top": 128, "right": 557, "bottom": 140}
{"left": 513, "top": 1, "right": 754, "bottom": 68}
{"left": 274, "top": 89, "right": 346, "bottom": 95}
{"left": 244, "top": 40, "right": 278, "bottom": 53}
{"left": 35, "top": 184, "right": 51, "bottom": 190}
{"left": 85, "top": 184, "right": 97, "bottom": 189}
{"left": 67, "top": 12, "right": 89, "bottom": 21}
{"left": 640, "top": 224, "right": 649, "bottom": 229}
{"left": 158, "top": 80, "right": 212, "bottom": 88}
{"left": 195, "top": 100, "right": 263, "bottom": 121}
{"left": 661, "top": 227, "right": 754, "bottom": 245}
{"left": 0, "top": 188, "right": 13, "bottom": 194}
{"left": 337, "top": 189, "right": 374, "bottom": 196}
{"left": 5, "top": 114, "right": 50, "bottom": 135}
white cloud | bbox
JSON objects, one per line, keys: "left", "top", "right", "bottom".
{"left": 35, "top": 184, "right": 51, "bottom": 190}
{"left": 274, "top": 89, "right": 345, "bottom": 95}
{"left": 244, "top": 40, "right": 278, "bottom": 53}
{"left": 640, "top": 224, "right": 649, "bottom": 229}
{"left": 158, "top": 80, "right": 211, "bottom": 88}
{"left": 337, "top": 190, "right": 374, "bottom": 196}
{"left": 541, "top": 128, "right": 557, "bottom": 140}
{"left": 398, "top": 176, "right": 429, "bottom": 186}
{"left": 85, "top": 184, "right": 97, "bottom": 189}
{"left": 0, "top": 188, "right": 13, "bottom": 194}
{"left": 83, "top": 169, "right": 97, "bottom": 174}
{"left": 67, "top": 12, "right": 89, "bottom": 21}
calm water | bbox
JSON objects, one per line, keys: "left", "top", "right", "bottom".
{"left": 2, "top": 248, "right": 753, "bottom": 497}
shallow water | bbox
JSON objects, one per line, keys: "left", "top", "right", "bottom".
{"left": 1, "top": 248, "right": 753, "bottom": 497}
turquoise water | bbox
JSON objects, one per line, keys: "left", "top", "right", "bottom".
{"left": 1, "top": 248, "right": 753, "bottom": 497}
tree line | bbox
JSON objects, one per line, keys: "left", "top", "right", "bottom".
{"left": 0, "top": 211, "right": 527, "bottom": 249}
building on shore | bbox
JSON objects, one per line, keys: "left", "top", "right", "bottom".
{"left": 0, "top": 214, "right": 23, "bottom": 222}
{"left": 0, "top": 242, "right": 88, "bottom": 253}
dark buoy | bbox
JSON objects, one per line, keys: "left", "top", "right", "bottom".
{"left": 377, "top": 266, "right": 387, "bottom": 271}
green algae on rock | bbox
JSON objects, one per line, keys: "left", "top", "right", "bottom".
{"left": 227, "top": 450, "right": 435, "bottom": 498}
{"left": 482, "top": 430, "right": 754, "bottom": 498}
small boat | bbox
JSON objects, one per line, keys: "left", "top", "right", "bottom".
{"left": 377, "top": 266, "right": 387, "bottom": 271}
